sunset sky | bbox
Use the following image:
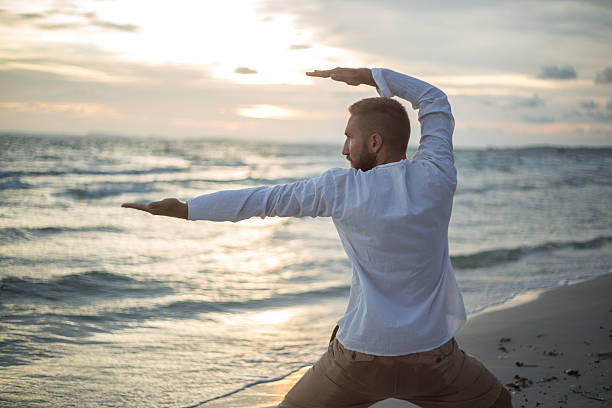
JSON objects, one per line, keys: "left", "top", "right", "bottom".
{"left": 1, "top": 0, "right": 611, "bottom": 146}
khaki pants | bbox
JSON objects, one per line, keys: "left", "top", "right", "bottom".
{"left": 279, "top": 326, "right": 511, "bottom": 408}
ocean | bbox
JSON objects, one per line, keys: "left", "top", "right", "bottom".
{"left": 1, "top": 134, "right": 611, "bottom": 407}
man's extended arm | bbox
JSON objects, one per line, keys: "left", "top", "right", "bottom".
{"left": 122, "top": 169, "right": 338, "bottom": 221}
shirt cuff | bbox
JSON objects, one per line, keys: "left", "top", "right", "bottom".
{"left": 371, "top": 68, "right": 393, "bottom": 98}
{"left": 186, "top": 198, "right": 198, "bottom": 221}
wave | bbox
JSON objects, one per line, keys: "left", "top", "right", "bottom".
{"left": 58, "top": 182, "right": 161, "bottom": 199}
{"left": 456, "top": 184, "right": 538, "bottom": 195}
{"left": 101, "top": 283, "right": 351, "bottom": 322}
{"left": 1, "top": 280, "right": 349, "bottom": 329}
{"left": 0, "top": 225, "right": 123, "bottom": 242}
{"left": 0, "top": 178, "right": 33, "bottom": 191}
{"left": 0, "top": 271, "right": 173, "bottom": 303}
{"left": 451, "top": 235, "right": 612, "bottom": 270}
{"left": 0, "top": 166, "right": 187, "bottom": 179}
{"left": 54, "top": 176, "right": 313, "bottom": 200}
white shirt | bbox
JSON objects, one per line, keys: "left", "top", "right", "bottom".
{"left": 188, "top": 68, "right": 466, "bottom": 356}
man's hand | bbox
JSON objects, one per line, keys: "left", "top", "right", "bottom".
{"left": 306, "top": 67, "right": 375, "bottom": 87}
{"left": 121, "top": 198, "right": 188, "bottom": 219}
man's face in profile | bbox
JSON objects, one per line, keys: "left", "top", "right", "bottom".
{"left": 343, "top": 115, "right": 376, "bottom": 171}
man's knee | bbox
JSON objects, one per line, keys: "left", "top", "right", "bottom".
{"left": 491, "top": 387, "right": 512, "bottom": 408}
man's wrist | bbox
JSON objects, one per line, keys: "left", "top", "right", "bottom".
{"left": 361, "top": 68, "right": 375, "bottom": 87}
{"left": 178, "top": 201, "right": 188, "bottom": 219}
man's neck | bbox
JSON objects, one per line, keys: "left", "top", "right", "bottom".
{"left": 374, "top": 153, "right": 407, "bottom": 167}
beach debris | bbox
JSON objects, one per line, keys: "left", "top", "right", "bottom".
{"left": 497, "top": 345, "right": 508, "bottom": 353}
{"left": 515, "top": 361, "right": 538, "bottom": 367}
{"left": 597, "top": 351, "right": 612, "bottom": 359}
{"left": 499, "top": 337, "right": 512, "bottom": 343}
{"left": 569, "top": 385, "right": 606, "bottom": 401}
{"left": 584, "top": 340, "right": 591, "bottom": 345}
{"left": 543, "top": 349, "right": 561, "bottom": 356}
{"left": 536, "top": 331, "right": 544, "bottom": 337}
{"left": 582, "top": 394, "right": 606, "bottom": 401}
{"left": 506, "top": 374, "right": 533, "bottom": 391}
{"left": 536, "top": 376, "right": 558, "bottom": 383}
{"left": 564, "top": 369, "right": 580, "bottom": 377}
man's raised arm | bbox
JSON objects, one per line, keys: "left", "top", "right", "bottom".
{"left": 308, "top": 67, "right": 455, "bottom": 165}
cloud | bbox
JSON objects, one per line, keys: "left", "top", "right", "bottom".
{"left": 37, "top": 23, "right": 81, "bottom": 30}
{"left": 90, "top": 20, "right": 139, "bottom": 33}
{"left": 18, "top": 12, "right": 46, "bottom": 20}
{"left": 234, "top": 67, "right": 258, "bottom": 74}
{"left": 91, "top": 20, "right": 139, "bottom": 32}
{"left": 260, "top": 0, "right": 612, "bottom": 77}
{"left": 522, "top": 115, "right": 556, "bottom": 123}
{"left": 289, "top": 44, "right": 311, "bottom": 50}
{"left": 537, "top": 65, "right": 577, "bottom": 80}
{"left": 37, "top": 19, "right": 138, "bottom": 33}
{"left": 0, "top": 7, "right": 138, "bottom": 32}
{"left": 595, "top": 67, "right": 612, "bottom": 84}
{"left": 580, "top": 100, "right": 599, "bottom": 109}
{"left": 515, "top": 94, "right": 544, "bottom": 107}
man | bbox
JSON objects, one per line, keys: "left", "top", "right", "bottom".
{"left": 122, "top": 67, "right": 512, "bottom": 408}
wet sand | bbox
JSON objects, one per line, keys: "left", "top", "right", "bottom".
{"left": 203, "top": 274, "right": 612, "bottom": 407}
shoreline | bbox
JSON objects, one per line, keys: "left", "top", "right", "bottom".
{"left": 191, "top": 274, "right": 612, "bottom": 407}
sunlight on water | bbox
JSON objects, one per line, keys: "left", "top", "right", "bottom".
{"left": 233, "top": 309, "right": 296, "bottom": 326}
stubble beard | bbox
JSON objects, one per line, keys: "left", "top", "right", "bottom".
{"left": 348, "top": 151, "right": 377, "bottom": 172}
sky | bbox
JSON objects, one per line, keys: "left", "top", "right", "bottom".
{"left": 1, "top": 0, "right": 611, "bottom": 147}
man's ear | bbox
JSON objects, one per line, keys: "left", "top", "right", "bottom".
{"left": 369, "top": 132, "right": 383, "bottom": 154}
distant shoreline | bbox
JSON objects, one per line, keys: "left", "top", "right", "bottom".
{"left": 2, "top": 130, "right": 612, "bottom": 150}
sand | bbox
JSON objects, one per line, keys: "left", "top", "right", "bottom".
{"left": 202, "top": 274, "right": 612, "bottom": 407}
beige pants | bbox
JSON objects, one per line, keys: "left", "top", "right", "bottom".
{"left": 279, "top": 326, "right": 511, "bottom": 408}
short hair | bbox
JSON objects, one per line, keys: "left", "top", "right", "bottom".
{"left": 348, "top": 97, "right": 410, "bottom": 152}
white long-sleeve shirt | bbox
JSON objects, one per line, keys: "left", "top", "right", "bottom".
{"left": 188, "top": 68, "right": 466, "bottom": 356}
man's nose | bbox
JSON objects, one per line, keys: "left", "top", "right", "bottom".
{"left": 342, "top": 141, "right": 349, "bottom": 156}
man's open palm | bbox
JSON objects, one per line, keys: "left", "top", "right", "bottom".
{"left": 122, "top": 198, "right": 188, "bottom": 219}
{"left": 306, "top": 67, "right": 375, "bottom": 87}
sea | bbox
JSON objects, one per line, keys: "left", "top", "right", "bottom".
{"left": 1, "top": 133, "right": 611, "bottom": 407}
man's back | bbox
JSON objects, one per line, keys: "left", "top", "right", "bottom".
{"left": 328, "top": 142, "right": 465, "bottom": 355}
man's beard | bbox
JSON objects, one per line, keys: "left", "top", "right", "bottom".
{"left": 349, "top": 151, "right": 377, "bottom": 172}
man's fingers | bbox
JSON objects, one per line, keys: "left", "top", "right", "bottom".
{"left": 306, "top": 69, "right": 333, "bottom": 78}
{"left": 307, "top": 68, "right": 361, "bottom": 86}
{"left": 121, "top": 203, "right": 151, "bottom": 213}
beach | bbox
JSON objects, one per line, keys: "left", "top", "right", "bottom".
{"left": 204, "top": 274, "right": 612, "bottom": 407}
